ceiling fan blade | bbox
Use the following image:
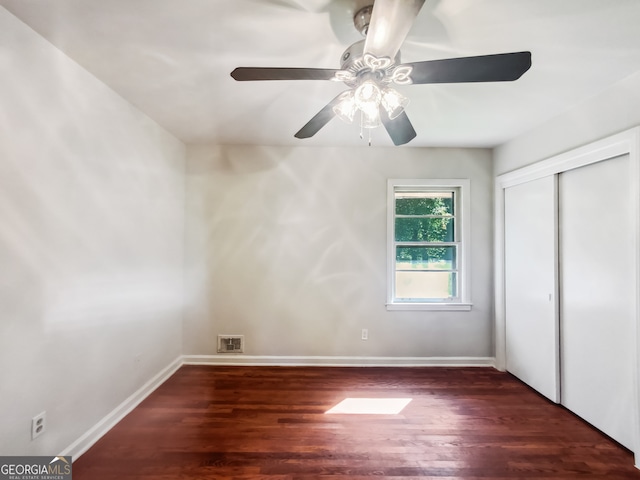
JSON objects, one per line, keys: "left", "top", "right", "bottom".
{"left": 405, "top": 51, "right": 532, "bottom": 84}
{"left": 231, "top": 67, "right": 339, "bottom": 81}
{"left": 294, "top": 93, "right": 344, "bottom": 139}
{"left": 381, "top": 109, "right": 417, "bottom": 146}
{"left": 364, "top": 0, "right": 425, "bottom": 60}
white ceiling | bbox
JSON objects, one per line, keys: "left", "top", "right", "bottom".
{"left": 2, "top": 0, "right": 640, "bottom": 148}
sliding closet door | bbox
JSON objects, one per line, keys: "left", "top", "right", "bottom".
{"left": 559, "top": 154, "right": 635, "bottom": 450}
{"left": 504, "top": 176, "right": 558, "bottom": 402}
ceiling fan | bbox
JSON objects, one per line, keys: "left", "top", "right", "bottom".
{"left": 231, "top": 0, "right": 532, "bottom": 146}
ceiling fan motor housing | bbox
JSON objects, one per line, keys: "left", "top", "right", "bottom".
{"left": 339, "top": 40, "right": 402, "bottom": 86}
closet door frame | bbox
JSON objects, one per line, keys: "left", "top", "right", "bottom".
{"left": 494, "top": 127, "right": 640, "bottom": 465}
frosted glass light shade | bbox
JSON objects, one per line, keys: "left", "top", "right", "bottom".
{"left": 360, "top": 106, "right": 381, "bottom": 128}
{"left": 354, "top": 80, "right": 382, "bottom": 128}
{"left": 354, "top": 80, "right": 382, "bottom": 111}
{"left": 333, "top": 91, "right": 357, "bottom": 124}
{"left": 381, "top": 87, "right": 409, "bottom": 119}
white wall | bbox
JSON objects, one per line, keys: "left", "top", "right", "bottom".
{"left": 0, "top": 8, "right": 185, "bottom": 456}
{"left": 495, "top": 70, "right": 640, "bottom": 174}
{"left": 184, "top": 145, "right": 493, "bottom": 360}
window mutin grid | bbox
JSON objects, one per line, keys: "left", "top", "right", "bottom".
{"left": 393, "top": 189, "right": 459, "bottom": 301}
{"left": 387, "top": 179, "right": 470, "bottom": 311}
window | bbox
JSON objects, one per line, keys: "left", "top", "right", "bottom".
{"left": 387, "top": 179, "right": 471, "bottom": 311}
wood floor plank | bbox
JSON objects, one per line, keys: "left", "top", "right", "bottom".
{"left": 72, "top": 366, "right": 640, "bottom": 479}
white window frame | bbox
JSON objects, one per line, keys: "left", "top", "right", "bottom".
{"left": 387, "top": 179, "right": 472, "bottom": 311}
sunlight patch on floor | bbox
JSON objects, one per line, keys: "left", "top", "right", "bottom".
{"left": 325, "top": 398, "right": 412, "bottom": 415}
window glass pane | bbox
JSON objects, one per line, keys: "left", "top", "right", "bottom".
{"left": 395, "top": 217, "right": 454, "bottom": 242}
{"left": 395, "top": 192, "right": 454, "bottom": 216}
{"left": 396, "top": 246, "right": 456, "bottom": 270}
{"left": 395, "top": 271, "right": 457, "bottom": 299}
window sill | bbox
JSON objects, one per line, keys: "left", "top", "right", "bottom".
{"left": 386, "top": 303, "right": 473, "bottom": 312}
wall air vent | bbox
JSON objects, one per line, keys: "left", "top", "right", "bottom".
{"left": 217, "top": 335, "right": 244, "bottom": 353}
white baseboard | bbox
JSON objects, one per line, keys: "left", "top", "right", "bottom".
{"left": 60, "top": 356, "right": 183, "bottom": 461}
{"left": 182, "top": 354, "right": 496, "bottom": 367}
{"left": 61, "top": 354, "right": 494, "bottom": 461}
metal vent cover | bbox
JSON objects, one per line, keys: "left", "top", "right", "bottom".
{"left": 217, "top": 335, "right": 244, "bottom": 353}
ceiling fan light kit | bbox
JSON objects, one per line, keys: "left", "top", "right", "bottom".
{"left": 230, "top": 0, "right": 532, "bottom": 146}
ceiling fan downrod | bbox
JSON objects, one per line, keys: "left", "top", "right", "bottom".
{"left": 353, "top": 4, "right": 374, "bottom": 37}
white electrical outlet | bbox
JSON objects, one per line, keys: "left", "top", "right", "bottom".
{"left": 361, "top": 328, "right": 368, "bottom": 340}
{"left": 32, "top": 411, "right": 46, "bottom": 440}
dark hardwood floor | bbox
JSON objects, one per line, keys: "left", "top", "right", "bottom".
{"left": 73, "top": 366, "right": 640, "bottom": 479}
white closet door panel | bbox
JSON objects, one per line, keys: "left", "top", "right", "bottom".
{"left": 560, "top": 154, "right": 635, "bottom": 450}
{"left": 505, "top": 176, "right": 558, "bottom": 402}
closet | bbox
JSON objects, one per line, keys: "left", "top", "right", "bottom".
{"left": 505, "top": 176, "right": 558, "bottom": 402}
{"left": 559, "top": 154, "right": 635, "bottom": 450}
{"left": 498, "top": 129, "right": 639, "bottom": 457}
